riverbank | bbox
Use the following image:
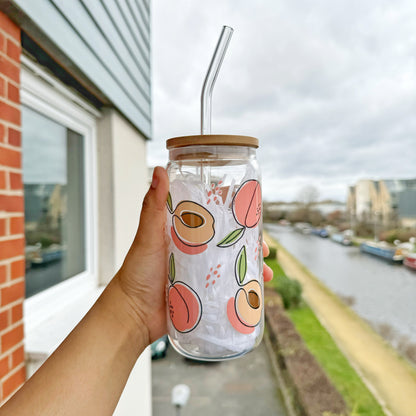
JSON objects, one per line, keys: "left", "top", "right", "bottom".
{"left": 264, "top": 233, "right": 416, "bottom": 416}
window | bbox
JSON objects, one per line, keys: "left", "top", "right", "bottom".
{"left": 22, "top": 107, "right": 86, "bottom": 297}
{"left": 21, "top": 57, "right": 99, "bottom": 328}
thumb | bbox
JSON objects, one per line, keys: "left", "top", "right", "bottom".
{"left": 132, "top": 166, "right": 169, "bottom": 254}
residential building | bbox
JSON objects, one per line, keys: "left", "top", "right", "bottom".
{"left": 347, "top": 179, "right": 416, "bottom": 228}
{"left": 0, "top": 1, "right": 152, "bottom": 413}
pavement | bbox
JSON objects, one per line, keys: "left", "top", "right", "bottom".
{"left": 152, "top": 340, "right": 287, "bottom": 416}
{"left": 269, "top": 236, "right": 416, "bottom": 416}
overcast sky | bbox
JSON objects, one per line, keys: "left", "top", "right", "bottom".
{"left": 148, "top": 0, "right": 416, "bottom": 202}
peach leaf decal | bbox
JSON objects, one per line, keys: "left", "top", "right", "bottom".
{"left": 166, "top": 192, "right": 173, "bottom": 214}
{"left": 235, "top": 246, "right": 247, "bottom": 284}
{"left": 168, "top": 253, "right": 175, "bottom": 283}
{"left": 217, "top": 227, "right": 245, "bottom": 247}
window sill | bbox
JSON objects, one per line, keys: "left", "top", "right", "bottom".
{"left": 25, "top": 286, "right": 104, "bottom": 377}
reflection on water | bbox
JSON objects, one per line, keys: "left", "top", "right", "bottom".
{"left": 266, "top": 224, "right": 416, "bottom": 344}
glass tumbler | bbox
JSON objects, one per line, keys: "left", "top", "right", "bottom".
{"left": 165, "top": 135, "right": 263, "bottom": 361}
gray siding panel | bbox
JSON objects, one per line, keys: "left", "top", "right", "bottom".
{"left": 14, "top": 0, "right": 151, "bottom": 138}
{"left": 102, "top": 0, "right": 150, "bottom": 65}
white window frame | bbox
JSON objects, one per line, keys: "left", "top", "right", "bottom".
{"left": 21, "top": 56, "right": 100, "bottom": 333}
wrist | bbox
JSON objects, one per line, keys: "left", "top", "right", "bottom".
{"left": 99, "top": 276, "right": 150, "bottom": 358}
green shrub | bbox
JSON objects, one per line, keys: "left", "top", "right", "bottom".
{"left": 277, "top": 275, "right": 302, "bottom": 309}
{"left": 379, "top": 228, "right": 416, "bottom": 244}
{"left": 265, "top": 257, "right": 303, "bottom": 309}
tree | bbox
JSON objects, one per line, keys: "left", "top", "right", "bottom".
{"left": 297, "top": 185, "right": 320, "bottom": 208}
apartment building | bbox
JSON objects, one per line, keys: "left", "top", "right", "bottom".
{"left": 0, "top": 1, "right": 152, "bottom": 413}
{"left": 347, "top": 178, "right": 416, "bottom": 228}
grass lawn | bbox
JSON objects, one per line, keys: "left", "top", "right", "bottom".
{"left": 265, "top": 257, "right": 386, "bottom": 416}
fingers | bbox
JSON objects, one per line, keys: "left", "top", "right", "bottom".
{"left": 263, "top": 263, "right": 273, "bottom": 282}
{"left": 132, "top": 167, "right": 169, "bottom": 252}
{"left": 262, "top": 241, "right": 269, "bottom": 257}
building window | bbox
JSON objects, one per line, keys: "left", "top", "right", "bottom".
{"left": 21, "top": 58, "right": 99, "bottom": 327}
{"left": 22, "top": 106, "right": 86, "bottom": 298}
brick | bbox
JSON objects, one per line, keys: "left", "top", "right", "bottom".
{"left": 7, "top": 82, "right": 19, "bottom": 103}
{"left": 0, "top": 13, "right": 20, "bottom": 40}
{"left": 11, "top": 345, "right": 24, "bottom": 368}
{"left": 0, "top": 123, "right": 4, "bottom": 142}
{"left": 0, "top": 217, "right": 6, "bottom": 236}
{"left": 0, "top": 145, "right": 21, "bottom": 168}
{"left": 0, "top": 32, "right": 4, "bottom": 52}
{"left": 1, "top": 281, "right": 24, "bottom": 306}
{"left": 0, "top": 76, "right": 4, "bottom": 97}
{"left": 9, "top": 216, "right": 23, "bottom": 235}
{"left": 11, "top": 303, "right": 22, "bottom": 323}
{"left": 9, "top": 172, "right": 22, "bottom": 190}
{"left": 0, "top": 310, "right": 8, "bottom": 331}
{"left": 2, "top": 366, "right": 25, "bottom": 398}
{"left": 1, "top": 324, "right": 23, "bottom": 353}
{"left": 0, "top": 238, "right": 24, "bottom": 261}
{"left": 10, "top": 259, "right": 24, "bottom": 279}
{"left": 0, "top": 170, "right": 6, "bottom": 188}
{"left": 0, "top": 265, "right": 6, "bottom": 283}
{"left": 0, "top": 100, "right": 20, "bottom": 125}
{"left": 0, "top": 356, "right": 9, "bottom": 378}
{"left": 0, "top": 55, "right": 19, "bottom": 84}
{"left": 6, "top": 39, "right": 20, "bottom": 63}
{"left": 7, "top": 127, "right": 20, "bottom": 147}
{"left": 0, "top": 195, "right": 24, "bottom": 213}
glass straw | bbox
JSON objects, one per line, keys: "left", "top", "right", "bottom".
{"left": 201, "top": 26, "right": 234, "bottom": 135}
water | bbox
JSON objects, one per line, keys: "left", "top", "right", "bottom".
{"left": 266, "top": 224, "right": 416, "bottom": 344}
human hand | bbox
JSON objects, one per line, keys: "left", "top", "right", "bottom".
{"left": 116, "top": 167, "right": 273, "bottom": 345}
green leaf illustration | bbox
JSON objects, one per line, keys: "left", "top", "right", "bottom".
{"left": 217, "top": 228, "right": 245, "bottom": 247}
{"left": 168, "top": 253, "right": 175, "bottom": 283}
{"left": 166, "top": 192, "right": 173, "bottom": 213}
{"left": 235, "top": 246, "right": 247, "bottom": 284}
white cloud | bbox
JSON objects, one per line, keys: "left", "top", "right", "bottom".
{"left": 149, "top": 0, "right": 416, "bottom": 201}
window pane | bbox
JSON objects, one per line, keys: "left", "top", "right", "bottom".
{"left": 22, "top": 106, "right": 86, "bottom": 298}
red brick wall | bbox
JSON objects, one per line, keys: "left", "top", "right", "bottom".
{"left": 0, "top": 11, "right": 26, "bottom": 403}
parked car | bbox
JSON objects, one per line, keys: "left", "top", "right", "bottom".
{"left": 151, "top": 335, "right": 168, "bottom": 359}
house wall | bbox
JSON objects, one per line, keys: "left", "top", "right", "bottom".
{"left": 355, "top": 180, "right": 374, "bottom": 220}
{"left": 97, "top": 108, "right": 151, "bottom": 414}
{"left": 0, "top": 11, "right": 26, "bottom": 402}
{"left": 378, "top": 181, "right": 395, "bottom": 225}
{"left": 4, "top": 0, "right": 151, "bottom": 138}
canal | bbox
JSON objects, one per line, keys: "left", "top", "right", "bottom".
{"left": 265, "top": 223, "right": 416, "bottom": 346}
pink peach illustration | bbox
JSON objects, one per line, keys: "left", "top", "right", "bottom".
{"left": 227, "top": 246, "right": 263, "bottom": 334}
{"left": 232, "top": 180, "right": 261, "bottom": 228}
{"left": 171, "top": 200, "right": 215, "bottom": 255}
{"left": 168, "top": 253, "right": 202, "bottom": 333}
{"left": 169, "top": 282, "right": 202, "bottom": 333}
{"left": 227, "top": 297, "right": 255, "bottom": 334}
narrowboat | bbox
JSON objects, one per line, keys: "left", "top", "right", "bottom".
{"left": 404, "top": 254, "right": 416, "bottom": 270}
{"left": 360, "top": 241, "right": 404, "bottom": 263}
{"left": 331, "top": 233, "right": 352, "bottom": 246}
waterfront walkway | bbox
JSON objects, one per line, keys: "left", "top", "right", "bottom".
{"left": 266, "top": 235, "right": 416, "bottom": 416}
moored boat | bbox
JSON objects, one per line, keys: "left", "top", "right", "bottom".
{"left": 404, "top": 254, "right": 416, "bottom": 270}
{"left": 311, "top": 228, "right": 329, "bottom": 238}
{"left": 360, "top": 241, "right": 404, "bottom": 263}
{"left": 331, "top": 233, "right": 352, "bottom": 246}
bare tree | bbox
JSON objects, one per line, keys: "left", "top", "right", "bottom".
{"left": 297, "top": 185, "right": 320, "bottom": 208}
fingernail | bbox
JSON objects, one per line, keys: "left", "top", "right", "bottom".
{"left": 151, "top": 169, "right": 159, "bottom": 189}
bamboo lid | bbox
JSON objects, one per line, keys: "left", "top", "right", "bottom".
{"left": 166, "top": 134, "right": 259, "bottom": 149}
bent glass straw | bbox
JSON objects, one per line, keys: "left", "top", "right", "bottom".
{"left": 201, "top": 26, "right": 234, "bottom": 135}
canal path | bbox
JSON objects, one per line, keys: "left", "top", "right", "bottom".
{"left": 264, "top": 231, "right": 416, "bottom": 416}
{"left": 265, "top": 223, "right": 416, "bottom": 345}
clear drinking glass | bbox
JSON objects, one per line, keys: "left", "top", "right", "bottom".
{"left": 165, "top": 135, "right": 263, "bottom": 360}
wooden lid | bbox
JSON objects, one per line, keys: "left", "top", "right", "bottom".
{"left": 166, "top": 134, "right": 259, "bottom": 149}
